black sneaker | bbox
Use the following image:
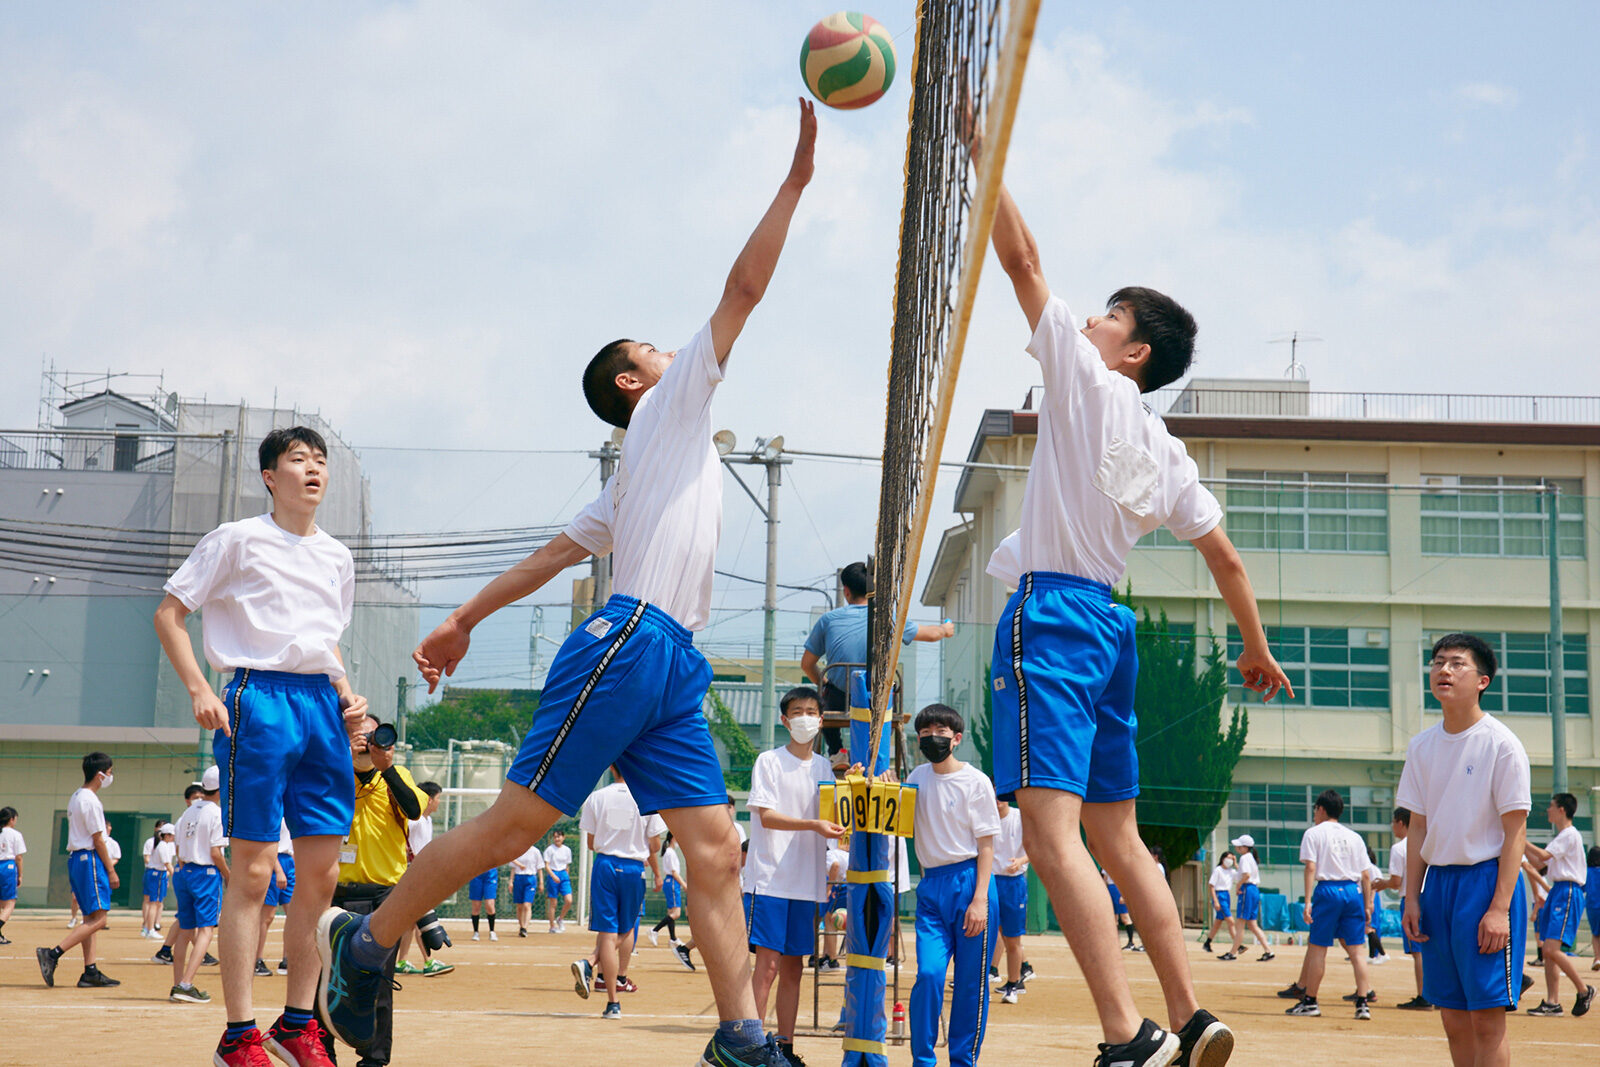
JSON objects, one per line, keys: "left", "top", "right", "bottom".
{"left": 777, "top": 1041, "right": 806, "bottom": 1067}
{"left": 1526, "top": 1000, "right": 1563, "bottom": 1017}
{"left": 201, "top": 952, "right": 219, "bottom": 966}
{"left": 1285, "top": 997, "right": 1320, "bottom": 1017}
{"left": 152, "top": 946, "right": 174, "bottom": 964}
{"left": 1174, "top": 1008, "right": 1233, "bottom": 1067}
{"left": 314, "top": 908, "right": 387, "bottom": 1051}
{"left": 989, "top": 964, "right": 999, "bottom": 978}
{"left": 1217, "top": 952, "right": 1238, "bottom": 961}
{"left": 675, "top": 942, "right": 697, "bottom": 972}
{"left": 1277, "top": 982, "right": 1306, "bottom": 1000}
{"left": 1396, "top": 995, "right": 1431, "bottom": 1010}
{"left": 519, "top": 928, "right": 528, "bottom": 938}
{"left": 999, "top": 983, "right": 1019, "bottom": 1005}
{"left": 36, "top": 947, "right": 59, "bottom": 987}
{"left": 254, "top": 958, "right": 271, "bottom": 977}
{"left": 0, "top": 933, "right": 11, "bottom": 945}
{"left": 1202, "top": 938, "right": 1213, "bottom": 953}
{"left": 1093, "top": 1019, "right": 1178, "bottom": 1067}
{"left": 77, "top": 966, "right": 120, "bottom": 987}
{"left": 276, "top": 959, "right": 289, "bottom": 975}
{"left": 1355, "top": 999, "right": 1371, "bottom": 1021}
{"left": 1256, "top": 951, "right": 1275, "bottom": 962}
{"left": 1342, "top": 990, "right": 1375, "bottom": 1003}
{"left": 1575, "top": 985, "right": 1596, "bottom": 1018}
{"left": 1019, "top": 960, "right": 1034, "bottom": 981}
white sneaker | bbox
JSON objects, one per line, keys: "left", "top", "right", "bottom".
{"left": 558, "top": 919, "right": 566, "bottom": 933}
{"left": 648, "top": 930, "right": 659, "bottom": 947}
{"left": 472, "top": 932, "right": 481, "bottom": 941}
{"left": 490, "top": 931, "right": 498, "bottom": 942}
{"left": 67, "top": 917, "right": 80, "bottom": 929}
{"left": 1370, "top": 954, "right": 1390, "bottom": 965}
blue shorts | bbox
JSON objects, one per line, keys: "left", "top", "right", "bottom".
{"left": 1107, "top": 882, "right": 1127, "bottom": 917}
{"left": 546, "top": 870, "right": 572, "bottom": 897}
{"left": 745, "top": 892, "right": 818, "bottom": 957}
{"left": 1403, "top": 931, "right": 1421, "bottom": 955}
{"left": 175, "top": 863, "right": 224, "bottom": 930}
{"left": 827, "top": 884, "right": 847, "bottom": 913}
{"left": 996, "top": 872, "right": 1028, "bottom": 938}
{"left": 1237, "top": 882, "right": 1261, "bottom": 921}
{"left": 512, "top": 873, "right": 540, "bottom": 904}
{"left": 1309, "top": 880, "right": 1365, "bottom": 947}
{"left": 663, "top": 878, "right": 683, "bottom": 910}
{"left": 1536, "top": 880, "right": 1584, "bottom": 951}
{"left": 264, "top": 853, "right": 296, "bottom": 907}
{"left": 1419, "top": 859, "right": 1527, "bottom": 1012}
{"left": 507, "top": 597, "right": 724, "bottom": 816}
{"left": 215, "top": 669, "right": 355, "bottom": 842}
{"left": 468, "top": 868, "right": 499, "bottom": 902}
{"left": 143, "top": 868, "right": 169, "bottom": 903}
{"left": 590, "top": 854, "right": 646, "bottom": 934}
{"left": 1213, "top": 889, "right": 1231, "bottom": 921}
{"left": 992, "top": 573, "right": 1138, "bottom": 802}
{"left": 68, "top": 850, "right": 110, "bottom": 914}
{"left": 0, "top": 859, "right": 17, "bottom": 901}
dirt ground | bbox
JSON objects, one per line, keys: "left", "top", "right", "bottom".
{"left": 2, "top": 912, "right": 1596, "bottom": 1066}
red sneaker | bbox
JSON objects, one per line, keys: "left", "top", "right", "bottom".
{"left": 263, "top": 1016, "right": 336, "bottom": 1067}
{"left": 213, "top": 1028, "right": 272, "bottom": 1067}
{"left": 617, "top": 976, "right": 638, "bottom": 993}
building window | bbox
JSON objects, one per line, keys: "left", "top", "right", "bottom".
{"left": 1136, "top": 526, "right": 1189, "bottom": 549}
{"left": 1421, "top": 632, "right": 1589, "bottom": 716}
{"left": 1420, "top": 476, "right": 1585, "bottom": 558}
{"left": 1227, "top": 625, "right": 1390, "bottom": 709}
{"left": 1227, "top": 784, "right": 1395, "bottom": 869}
{"left": 1224, "top": 471, "right": 1388, "bottom": 553}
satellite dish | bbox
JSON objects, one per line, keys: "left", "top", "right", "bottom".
{"left": 610, "top": 426, "right": 626, "bottom": 448}
{"left": 713, "top": 430, "right": 737, "bottom": 457}
{"left": 759, "top": 434, "right": 785, "bottom": 461}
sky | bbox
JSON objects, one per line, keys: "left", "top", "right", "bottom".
{"left": 3, "top": 1, "right": 1597, "bottom": 697}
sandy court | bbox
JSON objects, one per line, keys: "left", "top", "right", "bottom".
{"left": 2, "top": 913, "right": 1596, "bottom": 1065}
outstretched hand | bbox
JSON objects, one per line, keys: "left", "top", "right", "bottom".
{"left": 414, "top": 616, "right": 472, "bottom": 693}
{"left": 787, "top": 97, "right": 817, "bottom": 189}
{"left": 1236, "top": 647, "right": 1294, "bottom": 702}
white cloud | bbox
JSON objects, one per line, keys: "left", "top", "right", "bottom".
{"left": 1455, "top": 81, "right": 1519, "bottom": 108}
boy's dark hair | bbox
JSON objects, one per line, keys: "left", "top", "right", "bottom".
{"left": 1553, "top": 792, "right": 1578, "bottom": 819}
{"left": 1392, "top": 806, "right": 1411, "bottom": 827}
{"left": 914, "top": 702, "right": 964, "bottom": 735}
{"left": 1314, "top": 788, "right": 1344, "bottom": 819}
{"left": 552, "top": 827, "right": 564, "bottom": 837}
{"left": 417, "top": 781, "right": 442, "bottom": 798}
{"left": 840, "top": 562, "right": 872, "bottom": 599}
{"left": 0, "top": 806, "right": 15, "bottom": 827}
{"left": 780, "top": 686, "right": 821, "bottom": 716}
{"left": 583, "top": 339, "right": 638, "bottom": 429}
{"left": 1588, "top": 846, "right": 1600, "bottom": 868}
{"left": 1108, "top": 286, "right": 1197, "bottom": 393}
{"left": 259, "top": 426, "right": 328, "bottom": 473}
{"left": 184, "top": 784, "right": 204, "bottom": 801}
{"left": 82, "top": 751, "right": 113, "bottom": 782}
{"left": 1431, "top": 632, "right": 1497, "bottom": 681}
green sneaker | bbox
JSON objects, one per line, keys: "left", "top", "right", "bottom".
{"left": 395, "top": 960, "right": 422, "bottom": 975}
{"left": 422, "top": 959, "right": 455, "bottom": 977}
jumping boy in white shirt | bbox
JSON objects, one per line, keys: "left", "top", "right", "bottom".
{"left": 1399, "top": 633, "right": 1532, "bottom": 1066}
{"left": 36, "top": 753, "right": 120, "bottom": 989}
{"left": 1521, "top": 792, "right": 1595, "bottom": 1017}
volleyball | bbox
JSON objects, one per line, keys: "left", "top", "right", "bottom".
{"left": 799, "top": 11, "right": 896, "bottom": 110}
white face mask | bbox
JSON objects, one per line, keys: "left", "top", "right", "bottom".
{"left": 786, "top": 715, "right": 821, "bottom": 744}
{"left": 99, "top": 772, "right": 114, "bottom": 788}
{"left": 1223, "top": 858, "right": 1234, "bottom": 868}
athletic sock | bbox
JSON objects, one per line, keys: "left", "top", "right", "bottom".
{"left": 224, "top": 1020, "right": 256, "bottom": 1042}
{"left": 48, "top": 946, "right": 63, "bottom": 960}
{"left": 486, "top": 913, "right": 495, "bottom": 932}
{"left": 471, "top": 914, "right": 480, "bottom": 933}
{"left": 718, "top": 1018, "right": 766, "bottom": 1049}
{"left": 279, "top": 1007, "right": 314, "bottom": 1031}
{"left": 348, "top": 915, "right": 395, "bottom": 972}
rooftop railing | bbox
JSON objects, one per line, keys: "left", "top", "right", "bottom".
{"left": 1149, "top": 388, "right": 1600, "bottom": 423}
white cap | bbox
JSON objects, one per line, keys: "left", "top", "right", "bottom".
{"left": 1230, "top": 834, "right": 1255, "bottom": 849}
{"left": 201, "top": 765, "right": 221, "bottom": 792}
{"left": 159, "top": 823, "right": 176, "bottom": 834}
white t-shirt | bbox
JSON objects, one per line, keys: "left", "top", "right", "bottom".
{"left": 1545, "top": 825, "right": 1586, "bottom": 884}
{"left": 564, "top": 323, "right": 725, "bottom": 631}
{"left": 165, "top": 513, "right": 355, "bottom": 678}
{"left": 144, "top": 838, "right": 176, "bottom": 871}
{"left": 1209, "top": 864, "right": 1234, "bottom": 893}
{"left": 543, "top": 843, "right": 573, "bottom": 872}
{"left": 1396, "top": 714, "right": 1531, "bottom": 867}
{"left": 661, "top": 847, "right": 682, "bottom": 882}
{"left": 1235, "top": 851, "right": 1260, "bottom": 888}
{"left": 407, "top": 817, "right": 435, "bottom": 856}
{"left": 744, "top": 746, "right": 836, "bottom": 902}
{"left": 1299, "top": 820, "right": 1369, "bottom": 882}
{"left": 1388, "top": 837, "right": 1409, "bottom": 896}
{"left": 0, "top": 826, "right": 25, "bottom": 861}
{"left": 105, "top": 836, "right": 121, "bottom": 863}
{"left": 511, "top": 844, "right": 545, "bottom": 876}
{"left": 67, "top": 787, "right": 107, "bottom": 852}
{"left": 735, "top": 819, "right": 749, "bottom": 844}
{"left": 987, "top": 295, "right": 1222, "bottom": 588}
{"left": 277, "top": 819, "right": 294, "bottom": 855}
{"left": 579, "top": 783, "right": 666, "bottom": 862}
{"left": 993, "top": 807, "right": 1028, "bottom": 876}
{"left": 905, "top": 763, "right": 1001, "bottom": 870}
{"left": 176, "top": 800, "right": 227, "bottom": 866}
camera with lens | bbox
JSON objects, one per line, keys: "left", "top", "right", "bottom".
{"left": 416, "top": 908, "right": 451, "bottom": 951}
{"left": 366, "top": 721, "right": 398, "bottom": 749}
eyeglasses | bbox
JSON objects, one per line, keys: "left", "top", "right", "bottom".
{"left": 1429, "top": 658, "right": 1479, "bottom": 674}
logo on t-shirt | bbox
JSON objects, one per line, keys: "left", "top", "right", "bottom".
{"left": 1466, "top": 764, "right": 1475, "bottom": 775}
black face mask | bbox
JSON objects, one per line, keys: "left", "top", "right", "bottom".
{"left": 918, "top": 735, "right": 953, "bottom": 764}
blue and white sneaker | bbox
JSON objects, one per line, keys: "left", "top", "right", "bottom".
{"left": 314, "top": 908, "right": 386, "bottom": 1050}
{"left": 699, "top": 1032, "right": 787, "bottom": 1067}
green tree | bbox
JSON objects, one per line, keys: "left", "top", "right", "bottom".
{"left": 1116, "top": 592, "right": 1247, "bottom": 867}
{"left": 406, "top": 689, "right": 534, "bottom": 749}
{"left": 706, "top": 689, "right": 760, "bottom": 791}
{"left": 970, "top": 663, "right": 995, "bottom": 779}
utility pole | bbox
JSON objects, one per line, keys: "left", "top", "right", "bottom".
{"left": 1548, "top": 482, "right": 1567, "bottom": 794}
{"left": 716, "top": 433, "right": 788, "bottom": 751}
{"left": 588, "top": 437, "right": 621, "bottom": 606}
{"left": 396, "top": 676, "right": 409, "bottom": 746}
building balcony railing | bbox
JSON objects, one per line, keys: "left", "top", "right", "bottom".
{"left": 0, "top": 428, "right": 226, "bottom": 473}
{"left": 1148, "top": 387, "right": 1600, "bottom": 423}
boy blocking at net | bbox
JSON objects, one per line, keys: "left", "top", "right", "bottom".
{"left": 1399, "top": 634, "right": 1531, "bottom": 1067}
{"left": 315, "top": 100, "right": 818, "bottom": 1067}
{"left": 982, "top": 166, "right": 1293, "bottom": 1067}
{"left": 155, "top": 425, "right": 368, "bottom": 1066}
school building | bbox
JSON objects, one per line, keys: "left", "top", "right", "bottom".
{"left": 921, "top": 379, "right": 1600, "bottom": 895}
{"left": 0, "top": 373, "right": 419, "bottom": 908}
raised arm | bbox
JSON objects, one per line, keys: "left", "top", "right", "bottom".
{"left": 1192, "top": 527, "right": 1294, "bottom": 701}
{"left": 707, "top": 98, "right": 816, "bottom": 363}
{"left": 990, "top": 185, "right": 1051, "bottom": 332}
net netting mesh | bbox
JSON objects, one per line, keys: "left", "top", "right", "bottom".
{"left": 867, "top": 0, "right": 1040, "bottom": 766}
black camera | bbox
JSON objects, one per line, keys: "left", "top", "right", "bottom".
{"left": 416, "top": 909, "right": 451, "bottom": 951}
{"left": 366, "top": 722, "right": 398, "bottom": 749}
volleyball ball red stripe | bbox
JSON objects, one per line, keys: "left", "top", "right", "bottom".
{"left": 800, "top": 11, "right": 896, "bottom": 110}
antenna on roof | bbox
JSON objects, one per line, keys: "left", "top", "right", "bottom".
{"left": 1268, "top": 331, "right": 1321, "bottom": 381}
